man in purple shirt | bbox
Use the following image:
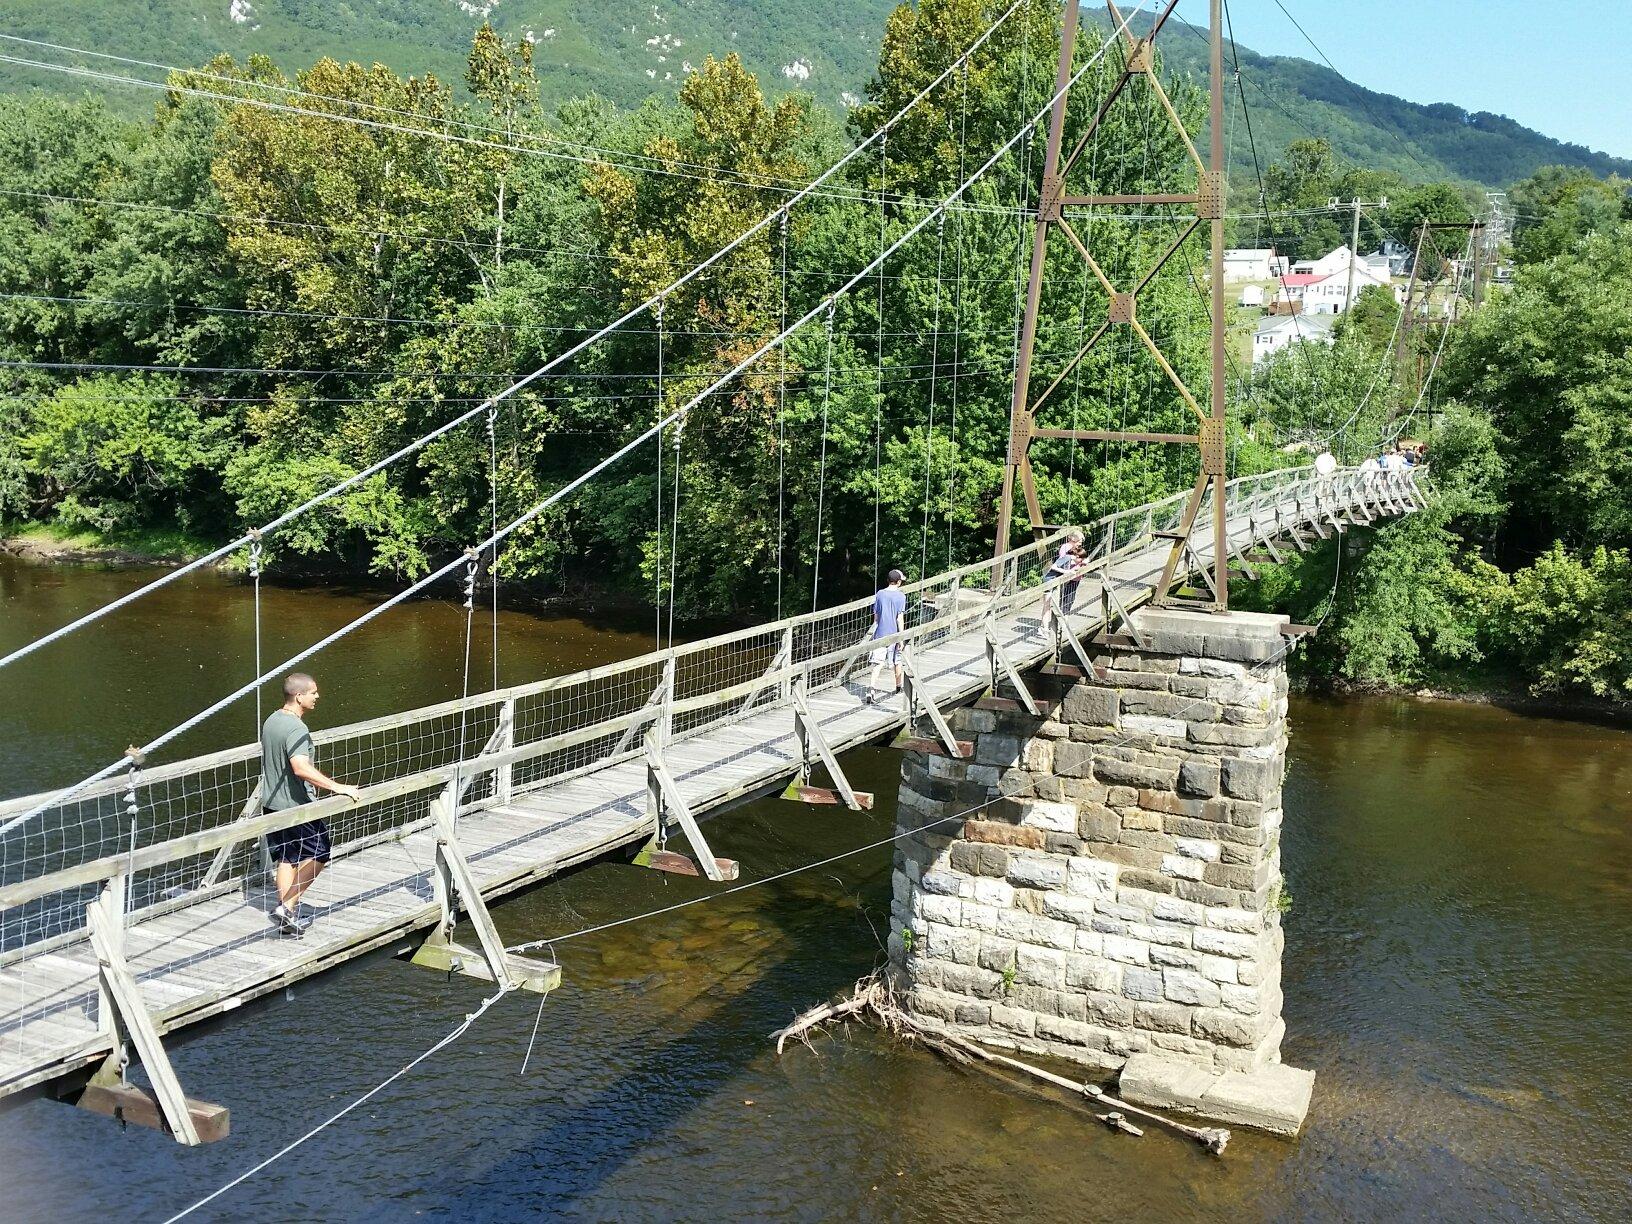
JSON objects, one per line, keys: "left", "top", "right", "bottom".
{"left": 866, "top": 569, "right": 907, "bottom": 704}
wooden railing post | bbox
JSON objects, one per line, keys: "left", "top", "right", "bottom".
{"left": 494, "top": 697, "right": 516, "bottom": 807}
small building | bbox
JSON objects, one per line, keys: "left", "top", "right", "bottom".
{"left": 1376, "top": 237, "right": 1414, "bottom": 277}
{"left": 1238, "top": 283, "right": 1265, "bottom": 307}
{"left": 1278, "top": 254, "right": 1400, "bottom": 315}
{"left": 1223, "top": 248, "right": 1277, "bottom": 282}
{"left": 1252, "top": 312, "right": 1335, "bottom": 364}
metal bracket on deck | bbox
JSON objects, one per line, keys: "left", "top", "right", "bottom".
{"left": 74, "top": 876, "right": 226, "bottom": 1144}
{"left": 410, "top": 799, "right": 561, "bottom": 993}
{"left": 985, "top": 618, "right": 1042, "bottom": 717}
{"left": 892, "top": 644, "right": 972, "bottom": 759}
{"left": 781, "top": 674, "right": 873, "bottom": 810}
{"left": 638, "top": 730, "right": 738, "bottom": 882}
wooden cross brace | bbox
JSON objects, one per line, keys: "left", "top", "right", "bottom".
{"left": 985, "top": 620, "right": 1042, "bottom": 717}
{"left": 895, "top": 645, "right": 972, "bottom": 759}
{"left": 782, "top": 679, "right": 872, "bottom": 810}
{"left": 736, "top": 631, "right": 792, "bottom": 717}
{"left": 1098, "top": 579, "right": 1147, "bottom": 649}
{"left": 410, "top": 798, "right": 561, "bottom": 993}
{"left": 641, "top": 731, "right": 737, "bottom": 882}
{"left": 80, "top": 878, "right": 222, "bottom": 1144}
{"left": 613, "top": 660, "right": 674, "bottom": 758}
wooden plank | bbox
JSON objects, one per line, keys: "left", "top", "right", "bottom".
{"left": 974, "top": 695, "right": 1056, "bottom": 716}
{"left": 636, "top": 850, "right": 741, "bottom": 881}
{"left": 74, "top": 1081, "right": 230, "bottom": 1143}
{"left": 781, "top": 784, "right": 875, "bottom": 809}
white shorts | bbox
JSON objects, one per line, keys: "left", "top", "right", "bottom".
{"left": 870, "top": 644, "right": 900, "bottom": 666}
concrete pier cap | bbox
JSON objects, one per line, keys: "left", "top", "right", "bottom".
{"left": 888, "top": 603, "right": 1316, "bottom": 1136}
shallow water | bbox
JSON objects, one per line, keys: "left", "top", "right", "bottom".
{"left": 1, "top": 557, "right": 1629, "bottom": 1221}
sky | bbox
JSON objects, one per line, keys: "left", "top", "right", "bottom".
{"left": 1202, "top": 0, "right": 1632, "bottom": 161}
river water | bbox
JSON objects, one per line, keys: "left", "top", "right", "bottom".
{"left": 1, "top": 554, "right": 1629, "bottom": 1222}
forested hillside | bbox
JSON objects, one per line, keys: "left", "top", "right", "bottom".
{"left": 0, "top": 1, "right": 1624, "bottom": 189}
{"left": 0, "top": 0, "right": 897, "bottom": 113}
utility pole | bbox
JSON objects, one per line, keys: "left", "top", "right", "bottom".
{"left": 1393, "top": 222, "right": 1431, "bottom": 394}
{"left": 1330, "top": 195, "right": 1388, "bottom": 314}
{"left": 995, "top": 0, "right": 1233, "bottom": 610}
{"left": 1391, "top": 219, "right": 1485, "bottom": 413}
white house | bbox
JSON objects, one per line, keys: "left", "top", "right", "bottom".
{"left": 1223, "top": 248, "right": 1277, "bottom": 282}
{"left": 1238, "top": 283, "right": 1265, "bottom": 307}
{"left": 1252, "top": 312, "right": 1335, "bottom": 364}
{"left": 1277, "top": 244, "right": 1402, "bottom": 315}
{"left": 1290, "top": 244, "right": 1356, "bottom": 278}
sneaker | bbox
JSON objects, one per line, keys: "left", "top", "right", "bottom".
{"left": 270, "top": 904, "right": 309, "bottom": 938}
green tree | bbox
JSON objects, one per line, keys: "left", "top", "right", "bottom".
{"left": 1501, "top": 544, "right": 1632, "bottom": 699}
{"left": 1508, "top": 165, "right": 1630, "bottom": 264}
{"left": 1439, "top": 222, "right": 1632, "bottom": 552}
{"left": 22, "top": 375, "right": 228, "bottom": 532}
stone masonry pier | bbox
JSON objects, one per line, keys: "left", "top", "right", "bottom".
{"left": 887, "top": 608, "right": 1316, "bottom": 1134}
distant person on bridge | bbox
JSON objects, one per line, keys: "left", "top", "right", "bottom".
{"left": 866, "top": 569, "right": 908, "bottom": 704}
{"left": 261, "top": 672, "right": 360, "bottom": 937}
{"left": 1041, "top": 529, "right": 1087, "bottom": 631}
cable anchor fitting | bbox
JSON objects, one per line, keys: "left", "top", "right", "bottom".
{"left": 462, "top": 548, "right": 480, "bottom": 610}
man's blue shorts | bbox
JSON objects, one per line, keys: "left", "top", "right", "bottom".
{"left": 266, "top": 817, "right": 331, "bottom": 865}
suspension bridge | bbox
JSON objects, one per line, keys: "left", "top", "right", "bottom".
{"left": 0, "top": 0, "right": 1450, "bottom": 1158}
{"left": 0, "top": 464, "right": 1420, "bottom": 1140}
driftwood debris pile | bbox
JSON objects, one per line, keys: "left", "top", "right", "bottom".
{"left": 771, "top": 972, "right": 1230, "bottom": 1156}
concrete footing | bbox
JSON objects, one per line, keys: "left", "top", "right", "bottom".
{"left": 1119, "top": 1052, "right": 1315, "bottom": 1136}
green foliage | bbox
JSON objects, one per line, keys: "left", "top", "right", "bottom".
{"left": 1, "top": 12, "right": 1627, "bottom": 708}
{"left": 1440, "top": 222, "right": 1632, "bottom": 551}
{"left": 1508, "top": 165, "right": 1632, "bottom": 264}
{"left": 1500, "top": 545, "right": 1632, "bottom": 701}
{"left": 20, "top": 376, "right": 230, "bottom": 532}
{"left": 1333, "top": 284, "right": 1399, "bottom": 352}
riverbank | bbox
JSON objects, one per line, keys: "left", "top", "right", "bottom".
{"left": 1, "top": 522, "right": 214, "bottom": 567}
{"left": 1306, "top": 673, "right": 1632, "bottom": 726}
{"left": 0, "top": 523, "right": 728, "bottom": 639}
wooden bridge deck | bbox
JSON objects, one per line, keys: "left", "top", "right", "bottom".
{"left": 0, "top": 470, "right": 1419, "bottom": 1104}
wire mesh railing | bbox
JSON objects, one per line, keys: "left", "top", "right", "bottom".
{"left": 0, "top": 465, "right": 1421, "bottom": 974}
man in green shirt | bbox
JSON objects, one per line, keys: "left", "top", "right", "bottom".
{"left": 261, "top": 672, "right": 359, "bottom": 936}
